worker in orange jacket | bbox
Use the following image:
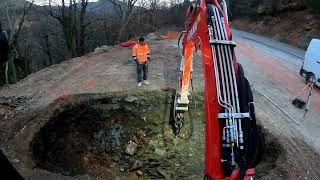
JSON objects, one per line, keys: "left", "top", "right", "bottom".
{"left": 132, "top": 37, "right": 150, "bottom": 87}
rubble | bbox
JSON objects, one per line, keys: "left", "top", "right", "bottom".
{"left": 122, "top": 105, "right": 133, "bottom": 113}
{"left": 124, "top": 95, "right": 139, "bottom": 103}
{"left": 0, "top": 95, "right": 29, "bottom": 107}
{"left": 136, "top": 170, "right": 143, "bottom": 176}
{"left": 130, "top": 159, "right": 143, "bottom": 171}
{"left": 133, "top": 135, "right": 139, "bottom": 144}
{"left": 154, "top": 148, "right": 166, "bottom": 156}
{"left": 92, "top": 45, "right": 111, "bottom": 55}
{"left": 156, "top": 167, "right": 171, "bottom": 179}
{"left": 27, "top": 93, "right": 290, "bottom": 179}
{"left": 125, "top": 141, "right": 138, "bottom": 156}
{"left": 136, "top": 130, "right": 148, "bottom": 144}
{"left": 144, "top": 33, "right": 159, "bottom": 41}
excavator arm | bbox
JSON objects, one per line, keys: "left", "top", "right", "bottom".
{"left": 174, "top": 0, "right": 264, "bottom": 179}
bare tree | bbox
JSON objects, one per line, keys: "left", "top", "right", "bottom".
{"left": 107, "top": 0, "right": 139, "bottom": 41}
{"left": 47, "top": 0, "right": 89, "bottom": 57}
{"left": 40, "top": 19, "right": 54, "bottom": 66}
{"left": 4, "top": 0, "right": 34, "bottom": 84}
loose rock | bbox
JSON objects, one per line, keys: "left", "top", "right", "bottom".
{"left": 154, "top": 148, "right": 166, "bottom": 156}
{"left": 130, "top": 159, "right": 143, "bottom": 171}
{"left": 125, "top": 141, "right": 138, "bottom": 156}
{"left": 123, "top": 105, "right": 133, "bottom": 112}
{"left": 156, "top": 167, "right": 171, "bottom": 179}
{"left": 136, "top": 130, "right": 148, "bottom": 144}
{"left": 136, "top": 170, "right": 143, "bottom": 176}
{"left": 124, "top": 95, "right": 139, "bottom": 103}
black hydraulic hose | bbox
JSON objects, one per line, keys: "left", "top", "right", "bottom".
{"left": 177, "top": 31, "right": 185, "bottom": 58}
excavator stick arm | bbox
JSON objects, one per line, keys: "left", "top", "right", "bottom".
{"left": 174, "top": 0, "right": 264, "bottom": 179}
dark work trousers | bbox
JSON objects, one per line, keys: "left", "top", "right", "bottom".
{"left": 136, "top": 61, "right": 148, "bottom": 83}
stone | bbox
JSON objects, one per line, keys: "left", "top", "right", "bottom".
{"left": 148, "top": 169, "right": 163, "bottom": 178}
{"left": 130, "top": 159, "right": 143, "bottom": 171}
{"left": 142, "top": 117, "right": 147, "bottom": 123}
{"left": 149, "top": 154, "right": 162, "bottom": 161}
{"left": 122, "top": 105, "right": 133, "bottom": 113}
{"left": 111, "top": 104, "right": 120, "bottom": 110}
{"left": 135, "top": 149, "right": 146, "bottom": 159}
{"left": 113, "top": 155, "right": 120, "bottom": 162}
{"left": 161, "top": 87, "right": 170, "bottom": 91}
{"left": 124, "top": 95, "right": 139, "bottom": 103}
{"left": 93, "top": 45, "right": 111, "bottom": 55}
{"left": 136, "top": 130, "right": 148, "bottom": 144}
{"left": 132, "top": 135, "right": 139, "bottom": 144}
{"left": 125, "top": 141, "right": 138, "bottom": 156}
{"left": 0, "top": 112, "right": 5, "bottom": 120}
{"left": 61, "top": 170, "right": 71, "bottom": 176}
{"left": 0, "top": 96, "right": 10, "bottom": 105}
{"left": 154, "top": 148, "right": 166, "bottom": 156}
{"left": 119, "top": 167, "right": 125, "bottom": 172}
{"left": 156, "top": 167, "right": 171, "bottom": 179}
{"left": 136, "top": 170, "right": 143, "bottom": 176}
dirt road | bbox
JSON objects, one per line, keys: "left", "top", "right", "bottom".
{"left": 234, "top": 31, "right": 320, "bottom": 150}
{"left": 233, "top": 31, "right": 320, "bottom": 179}
{"left": 0, "top": 32, "right": 320, "bottom": 179}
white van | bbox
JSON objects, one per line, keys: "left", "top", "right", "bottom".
{"left": 300, "top": 39, "right": 320, "bottom": 86}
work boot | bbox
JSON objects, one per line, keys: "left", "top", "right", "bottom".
{"left": 137, "top": 82, "right": 142, "bottom": 87}
{"left": 143, "top": 81, "right": 150, "bottom": 85}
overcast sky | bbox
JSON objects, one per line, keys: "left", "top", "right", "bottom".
{"left": 30, "top": 0, "right": 99, "bottom": 6}
{"left": 30, "top": 0, "right": 174, "bottom": 6}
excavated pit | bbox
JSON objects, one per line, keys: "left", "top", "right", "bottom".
{"left": 30, "top": 92, "right": 284, "bottom": 179}
{"left": 32, "top": 108, "right": 146, "bottom": 177}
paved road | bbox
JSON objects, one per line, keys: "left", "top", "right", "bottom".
{"left": 232, "top": 29, "right": 305, "bottom": 59}
{"left": 233, "top": 30, "right": 320, "bottom": 153}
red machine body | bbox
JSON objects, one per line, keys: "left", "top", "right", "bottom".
{"left": 174, "top": 0, "right": 263, "bottom": 179}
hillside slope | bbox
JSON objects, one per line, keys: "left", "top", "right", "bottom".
{"left": 231, "top": 9, "right": 320, "bottom": 49}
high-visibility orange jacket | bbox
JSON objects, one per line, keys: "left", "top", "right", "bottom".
{"left": 132, "top": 44, "right": 150, "bottom": 63}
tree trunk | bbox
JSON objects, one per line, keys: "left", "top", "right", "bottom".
{"left": 5, "top": 62, "right": 8, "bottom": 84}
{"left": 10, "top": 56, "right": 17, "bottom": 83}
{"left": 44, "top": 35, "right": 53, "bottom": 65}
{"left": 79, "top": 1, "right": 87, "bottom": 56}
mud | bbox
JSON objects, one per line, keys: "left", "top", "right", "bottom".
{"left": 26, "top": 92, "right": 284, "bottom": 179}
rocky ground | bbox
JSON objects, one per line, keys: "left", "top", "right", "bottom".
{"left": 0, "top": 34, "right": 320, "bottom": 179}
{"left": 28, "top": 92, "right": 205, "bottom": 180}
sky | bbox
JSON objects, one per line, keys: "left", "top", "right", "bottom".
{"left": 30, "top": 0, "right": 99, "bottom": 6}
{"left": 29, "top": 0, "right": 173, "bottom": 6}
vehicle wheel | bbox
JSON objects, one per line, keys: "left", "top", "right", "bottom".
{"left": 306, "top": 72, "right": 316, "bottom": 83}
